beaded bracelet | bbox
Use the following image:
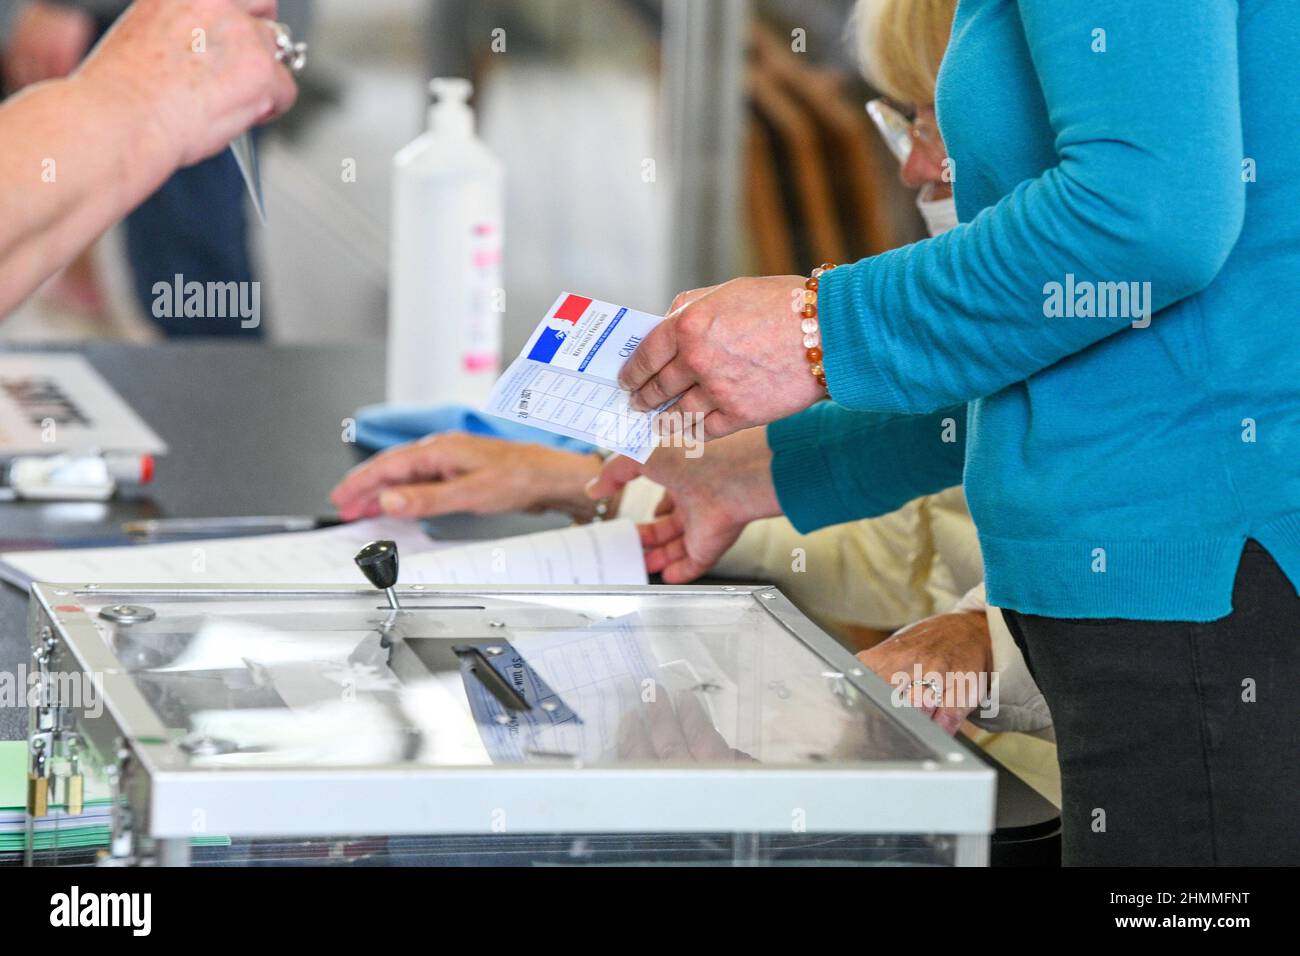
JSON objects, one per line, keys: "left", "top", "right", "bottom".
{"left": 801, "top": 263, "right": 836, "bottom": 391}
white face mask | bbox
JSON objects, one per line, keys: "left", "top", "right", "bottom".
{"left": 916, "top": 183, "right": 959, "bottom": 236}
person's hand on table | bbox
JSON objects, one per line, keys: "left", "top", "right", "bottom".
{"left": 856, "top": 609, "right": 993, "bottom": 735}
{"left": 74, "top": 0, "right": 298, "bottom": 169}
{"left": 619, "top": 276, "right": 827, "bottom": 440}
{"left": 331, "top": 432, "right": 609, "bottom": 523}
{"left": 2, "top": 1, "right": 95, "bottom": 91}
{"left": 587, "top": 427, "right": 781, "bottom": 583}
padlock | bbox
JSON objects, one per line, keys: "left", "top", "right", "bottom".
{"left": 27, "top": 739, "right": 48, "bottom": 818}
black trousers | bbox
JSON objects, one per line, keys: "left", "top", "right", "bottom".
{"left": 1003, "top": 541, "right": 1300, "bottom": 866}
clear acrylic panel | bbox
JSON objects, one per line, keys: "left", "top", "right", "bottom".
{"left": 76, "top": 588, "right": 934, "bottom": 770}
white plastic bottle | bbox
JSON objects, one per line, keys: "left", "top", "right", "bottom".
{"left": 387, "top": 78, "right": 504, "bottom": 406}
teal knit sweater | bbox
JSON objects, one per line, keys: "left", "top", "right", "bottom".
{"left": 770, "top": 0, "right": 1300, "bottom": 620}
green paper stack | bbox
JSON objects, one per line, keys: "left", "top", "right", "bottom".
{"left": 1, "top": 741, "right": 229, "bottom": 856}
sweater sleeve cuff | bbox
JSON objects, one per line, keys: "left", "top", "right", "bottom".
{"left": 819, "top": 261, "right": 908, "bottom": 413}
{"left": 767, "top": 413, "right": 853, "bottom": 535}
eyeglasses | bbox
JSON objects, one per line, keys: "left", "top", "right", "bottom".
{"left": 866, "top": 98, "right": 942, "bottom": 168}
{"left": 866, "top": 98, "right": 913, "bottom": 164}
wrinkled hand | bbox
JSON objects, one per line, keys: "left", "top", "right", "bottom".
{"left": 619, "top": 276, "right": 827, "bottom": 439}
{"left": 587, "top": 427, "right": 780, "bottom": 582}
{"left": 857, "top": 609, "right": 993, "bottom": 735}
{"left": 75, "top": 0, "right": 297, "bottom": 169}
{"left": 2, "top": 2, "right": 95, "bottom": 90}
{"left": 331, "top": 432, "right": 605, "bottom": 522}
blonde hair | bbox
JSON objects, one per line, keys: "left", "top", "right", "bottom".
{"left": 852, "top": 0, "right": 957, "bottom": 106}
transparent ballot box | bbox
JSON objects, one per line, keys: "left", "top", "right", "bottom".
{"left": 24, "top": 582, "right": 994, "bottom": 866}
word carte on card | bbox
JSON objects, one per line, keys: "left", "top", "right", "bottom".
{"left": 484, "top": 293, "right": 672, "bottom": 462}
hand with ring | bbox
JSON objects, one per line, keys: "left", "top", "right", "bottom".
{"left": 857, "top": 609, "right": 994, "bottom": 735}
{"left": 76, "top": 0, "right": 300, "bottom": 170}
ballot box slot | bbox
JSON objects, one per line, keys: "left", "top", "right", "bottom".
{"left": 400, "top": 637, "right": 581, "bottom": 725}
{"left": 454, "top": 645, "right": 530, "bottom": 712}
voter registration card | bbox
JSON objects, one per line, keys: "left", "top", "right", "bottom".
{"left": 485, "top": 293, "right": 671, "bottom": 462}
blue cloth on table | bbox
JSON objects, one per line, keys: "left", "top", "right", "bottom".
{"left": 353, "top": 404, "right": 596, "bottom": 454}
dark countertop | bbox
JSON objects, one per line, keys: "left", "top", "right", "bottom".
{"left": 0, "top": 341, "right": 573, "bottom": 740}
{"left": 0, "top": 341, "right": 388, "bottom": 740}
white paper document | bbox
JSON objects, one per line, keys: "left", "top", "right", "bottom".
{"left": 0, "top": 517, "right": 647, "bottom": 589}
{"left": 0, "top": 353, "right": 167, "bottom": 456}
{"left": 399, "top": 521, "right": 647, "bottom": 586}
{"left": 484, "top": 292, "right": 671, "bottom": 462}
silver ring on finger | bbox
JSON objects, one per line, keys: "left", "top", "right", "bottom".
{"left": 270, "top": 21, "right": 307, "bottom": 73}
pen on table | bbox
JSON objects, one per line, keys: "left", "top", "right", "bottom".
{"left": 122, "top": 515, "right": 344, "bottom": 538}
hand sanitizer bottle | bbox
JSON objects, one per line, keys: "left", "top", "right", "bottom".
{"left": 387, "top": 78, "right": 504, "bottom": 406}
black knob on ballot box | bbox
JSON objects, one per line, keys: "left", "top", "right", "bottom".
{"left": 354, "top": 539, "right": 399, "bottom": 591}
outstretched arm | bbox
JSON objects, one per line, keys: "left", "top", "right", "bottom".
{"left": 0, "top": 0, "right": 296, "bottom": 315}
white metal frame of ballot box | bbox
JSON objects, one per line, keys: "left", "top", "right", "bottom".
{"left": 26, "top": 582, "right": 996, "bottom": 866}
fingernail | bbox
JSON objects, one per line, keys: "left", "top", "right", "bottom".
{"left": 583, "top": 477, "right": 600, "bottom": 499}
{"left": 379, "top": 490, "right": 406, "bottom": 514}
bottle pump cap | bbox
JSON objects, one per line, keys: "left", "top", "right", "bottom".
{"left": 428, "top": 77, "right": 474, "bottom": 137}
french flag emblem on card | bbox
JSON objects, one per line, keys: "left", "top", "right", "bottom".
{"left": 526, "top": 294, "right": 593, "bottom": 363}
{"left": 486, "top": 292, "right": 667, "bottom": 461}
{"left": 553, "top": 294, "right": 592, "bottom": 324}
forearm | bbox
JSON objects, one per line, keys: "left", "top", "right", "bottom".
{"left": 768, "top": 402, "right": 966, "bottom": 534}
{"left": 0, "top": 72, "right": 178, "bottom": 313}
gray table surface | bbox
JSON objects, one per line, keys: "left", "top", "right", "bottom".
{"left": 0, "top": 341, "right": 564, "bottom": 741}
